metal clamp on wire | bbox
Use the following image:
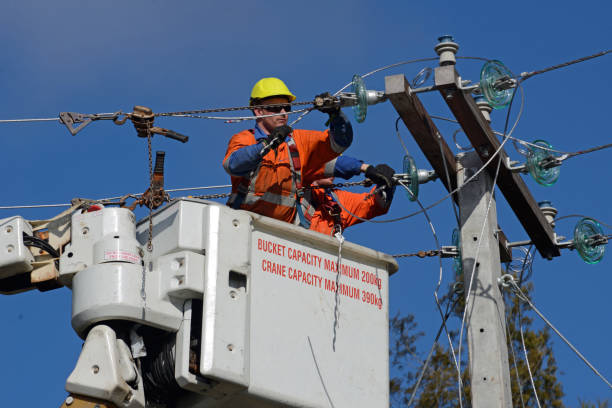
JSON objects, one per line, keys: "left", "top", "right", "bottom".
{"left": 364, "top": 169, "right": 438, "bottom": 201}
{"left": 129, "top": 106, "right": 189, "bottom": 143}
{"left": 497, "top": 273, "right": 515, "bottom": 289}
{"left": 313, "top": 93, "right": 340, "bottom": 111}
{"left": 59, "top": 111, "right": 122, "bottom": 136}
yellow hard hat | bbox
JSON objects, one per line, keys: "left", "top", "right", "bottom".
{"left": 250, "top": 77, "right": 296, "bottom": 104}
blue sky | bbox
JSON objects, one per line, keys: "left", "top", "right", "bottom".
{"left": 0, "top": 0, "right": 610, "bottom": 406}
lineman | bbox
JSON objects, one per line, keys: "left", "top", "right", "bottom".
{"left": 300, "top": 158, "right": 396, "bottom": 235}
{"left": 224, "top": 77, "right": 393, "bottom": 225}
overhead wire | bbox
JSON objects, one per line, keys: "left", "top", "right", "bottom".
{"left": 454, "top": 72, "right": 524, "bottom": 404}
{"left": 429, "top": 114, "right": 567, "bottom": 156}
{"left": 518, "top": 303, "right": 542, "bottom": 408}
{"left": 407, "top": 290, "right": 461, "bottom": 406}
{"left": 519, "top": 50, "right": 611, "bottom": 82}
{"left": 504, "top": 277, "right": 612, "bottom": 390}
{"left": 331, "top": 75, "right": 525, "bottom": 225}
{"left": 0, "top": 184, "right": 233, "bottom": 210}
{"left": 292, "top": 55, "right": 490, "bottom": 127}
{"left": 0, "top": 117, "right": 60, "bottom": 123}
{"left": 555, "top": 214, "right": 612, "bottom": 230}
{"left": 396, "top": 180, "right": 466, "bottom": 406}
{"left": 506, "top": 245, "right": 535, "bottom": 408}
{"left": 394, "top": 115, "right": 465, "bottom": 395}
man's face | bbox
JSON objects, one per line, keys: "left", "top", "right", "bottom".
{"left": 253, "top": 96, "right": 290, "bottom": 134}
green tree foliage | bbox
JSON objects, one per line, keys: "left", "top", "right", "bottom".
{"left": 578, "top": 399, "right": 610, "bottom": 408}
{"left": 390, "top": 278, "right": 569, "bottom": 407}
{"left": 505, "top": 281, "right": 564, "bottom": 407}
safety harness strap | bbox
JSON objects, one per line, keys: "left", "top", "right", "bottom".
{"left": 227, "top": 129, "right": 258, "bottom": 209}
{"left": 287, "top": 138, "right": 313, "bottom": 228}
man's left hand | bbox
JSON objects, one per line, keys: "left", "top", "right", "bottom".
{"left": 365, "top": 164, "right": 396, "bottom": 190}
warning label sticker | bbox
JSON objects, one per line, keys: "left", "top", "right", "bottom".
{"left": 104, "top": 250, "right": 140, "bottom": 264}
{"left": 253, "top": 234, "right": 386, "bottom": 311}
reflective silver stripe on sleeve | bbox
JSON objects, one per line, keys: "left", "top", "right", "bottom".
{"left": 323, "top": 158, "right": 337, "bottom": 178}
{"left": 329, "top": 132, "right": 348, "bottom": 154}
{"left": 222, "top": 156, "right": 233, "bottom": 175}
{"left": 242, "top": 191, "right": 297, "bottom": 208}
{"left": 300, "top": 190, "right": 317, "bottom": 217}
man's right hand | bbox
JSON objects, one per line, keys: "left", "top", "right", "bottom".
{"left": 260, "top": 125, "right": 292, "bottom": 154}
{"left": 314, "top": 92, "right": 340, "bottom": 116}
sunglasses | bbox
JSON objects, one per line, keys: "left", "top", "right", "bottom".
{"left": 263, "top": 104, "right": 292, "bottom": 113}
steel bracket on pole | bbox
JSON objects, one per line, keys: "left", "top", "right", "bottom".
{"left": 434, "top": 65, "right": 560, "bottom": 259}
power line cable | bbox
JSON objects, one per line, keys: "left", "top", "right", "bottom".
{"left": 0, "top": 117, "right": 60, "bottom": 123}
{"left": 518, "top": 300, "right": 542, "bottom": 408}
{"left": 0, "top": 184, "right": 233, "bottom": 210}
{"left": 396, "top": 180, "right": 466, "bottom": 405}
{"left": 331, "top": 77, "right": 525, "bottom": 225}
{"left": 455, "top": 76, "right": 523, "bottom": 405}
{"left": 519, "top": 50, "right": 612, "bottom": 82}
{"left": 555, "top": 214, "right": 612, "bottom": 230}
{"left": 292, "top": 55, "right": 490, "bottom": 127}
{"left": 502, "top": 276, "right": 612, "bottom": 390}
{"left": 407, "top": 291, "right": 461, "bottom": 406}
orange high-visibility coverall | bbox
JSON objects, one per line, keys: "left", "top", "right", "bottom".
{"left": 306, "top": 187, "right": 391, "bottom": 235}
{"left": 223, "top": 129, "right": 345, "bottom": 223}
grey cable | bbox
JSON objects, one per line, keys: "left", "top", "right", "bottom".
{"left": 0, "top": 203, "right": 72, "bottom": 210}
{"left": 556, "top": 214, "right": 612, "bottom": 230}
{"left": 507, "top": 278, "right": 612, "bottom": 390}
{"left": 455, "top": 153, "right": 502, "bottom": 407}
{"left": 173, "top": 107, "right": 313, "bottom": 122}
{"left": 291, "top": 56, "right": 489, "bottom": 127}
{"left": 407, "top": 293, "right": 460, "bottom": 406}
{"left": 394, "top": 116, "right": 461, "bottom": 227}
{"left": 456, "top": 76, "right": 523, "bottom": 404}
{"left": 506, "top": 312, "right": 527, "bottom": 408}
{"left": 520, "top": 50, "right": 611, "bottom": 82}
{"left": 518, "top": 305, "right": 542, "bottom": 408}
{"left": 307, "top": 336, "right": 336, "bottom": 408}
{"left": 429, "top": 114, "right": 568, "bottom": 156}
{"left": 331, "top": 82, "right": 524, "bottom": 225}
{"left": 398, "top": 180, "right": 465, "bottom": 406}
{"left": 506, "top": 245, "right": 534, "bottom": 408}
{"left": 0, "top": 184, "right": 233, "bottom": 210}
{"left": 0, "top": 117, "right": 59, "bottom": 123}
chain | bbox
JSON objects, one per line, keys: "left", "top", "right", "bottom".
{"left": 301, "top": 180, "right": 369, "bottom": 192}
{"left": 392, "top": 250, "right": 440, "bottom": 258}
{"left": 155, "top": 100, "right": 317, "bottom": 117}
{"left": 190, "top": 192, "right": 232, "bottom": 200}
{"left": 146, "top": 131, "right": 154, "bottom": 252}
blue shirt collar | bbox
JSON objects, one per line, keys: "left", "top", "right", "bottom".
{"left": 253, "top": 123, "right": 267, "bottom": 140}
